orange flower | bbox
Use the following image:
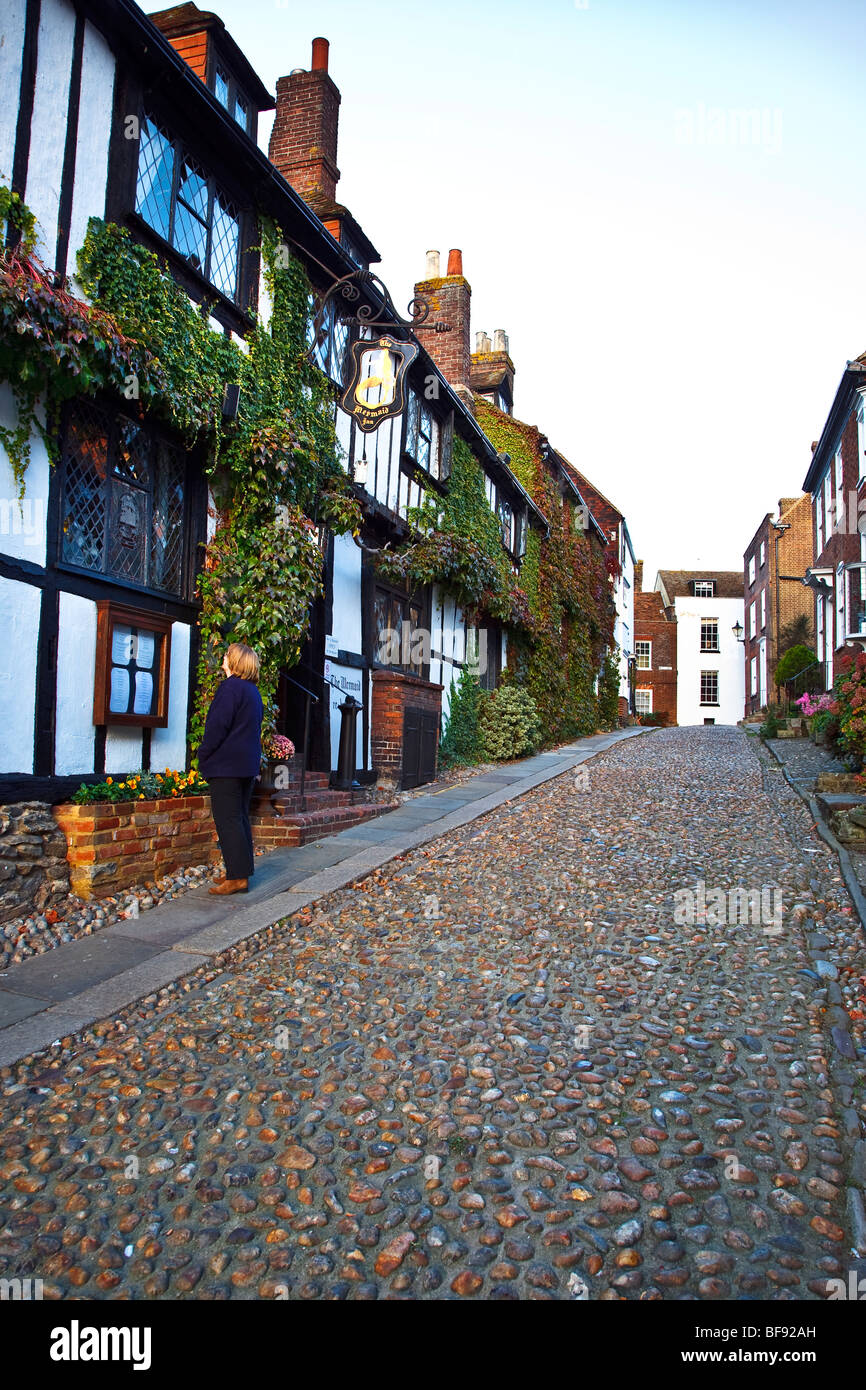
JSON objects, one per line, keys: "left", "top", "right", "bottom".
{"left": 106, "top": 777, "right": 113, "bottom": 785}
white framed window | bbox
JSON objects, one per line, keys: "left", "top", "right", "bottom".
{"left": 824, "top": 472, "right": 833, "bottom": 546}
{"left": 749, "top": 601, "right": 756, "bottom": 638}
{"left": 700, "top": 670, "right": 719, "bottom": 705}
{"left": 759, "top": 540, "right": 766, "bottom": 568}
{"left": 835, "top": 445, "right": 844, "bottom": 498}
{"left": 635, "top": 688, "right": 652, "bottom": 714}
{"left": 857, "top": 393, "right": 866, "bottom": 484}
{"left": 760, "top": 588, "right": 766, "bottom": 631}
{"left": 700, "top": 617, "right": 719, "bottom": 652}
{"left": 750, "top": 657, "right": 757, "bottom": 696}
{"left": 837, "top": 563, "right": 845, "bottom": 645}
{"left": 747, "top": 555, "right": 756, "bottom": 586}
{"left": 635, "top": 640, "right": 651, "bottom": 670}
{"left": 816, "top": 595, "right": 824, "bottom": 662}
{"left": 816, "top": 490, "right": 824, "bottom": 553}
{"left": 693, "top": 580, "right": 715, "bottom": 597}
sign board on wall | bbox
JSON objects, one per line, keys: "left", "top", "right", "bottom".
{"left": 324, "top": 661, "right": 365, "bottom": 772}
{"left": 324, "top": 635, "right": 339, "bottom": 657}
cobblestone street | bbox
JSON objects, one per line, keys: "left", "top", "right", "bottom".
{"left": 2, "top": 727, "right": 866, "bottom": 1300}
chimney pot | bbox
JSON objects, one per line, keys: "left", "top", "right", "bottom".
{"left": 447, "top": 248, "right": 463, "bottom": 276}
{"left": 425, "top": 249, "right": 440, "bottom": 278}
{"left": 493, "top": 328, "right": 509, "bottom": 353}
{"left": 311, "top": 37, "right": 329, "bottom": 71}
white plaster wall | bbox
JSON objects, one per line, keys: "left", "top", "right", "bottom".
{"left": 24, "top": 0, "right": 76, "bottom": 261}
{"left": 0, "top": 386, "right": 50, "bottom": 566}
{"left": 54, "top": 590, "right": 96, "bottom": 775}
{"left": 675, "top": 596, "right": 745, "bottom": 726}
{"left": 330, "top": 532, "right": 362, "bottom": 654}
{"left": 105, "top": 726, "right": 143, "bottom": 776}
{"left": 66, "top": 19, "right": 115, "bottom": 277}
{"left": 335, "top": 404, "right": 352, "bottom": 461}
{"left": 0, "top": 2, "right": 26, "bottom": 185}
{"left": 617, "top": 544, "right": 635, "bottom": 698}
{"left": 150, "top": 622, "right": 191, "bottom": 771}
{"left": 0, "top": 574, "right": 39, "bottom": 773}
{"left": 324, "top": 660, "right": 364, "bottom": 771}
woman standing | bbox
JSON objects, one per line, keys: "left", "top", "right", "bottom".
{"left": 197, "top": 642, "right": 264, "bottom": 896}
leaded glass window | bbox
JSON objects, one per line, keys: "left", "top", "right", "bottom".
{"left": 135, "top": 115, "right": 242, "bottom": 303}
{"left": 60, "top": 402, "right": 188, "bottom": 597}
{"left": 306, "top": 295, "right": 349, "bottom": 384}
{"left": 405, "top": 390, "right": 438, "bottom": 479}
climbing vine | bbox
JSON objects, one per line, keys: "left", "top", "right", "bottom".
{"left": 0, "top": 196, "right": 360, "bottom": 742}
{"left": 374, "top": 435, "right": 535, "bottom": 633}
{"left": 475, "top": 399, "right": 615, "bottom": 744}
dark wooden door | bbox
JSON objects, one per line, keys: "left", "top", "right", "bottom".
{"left": 402, "top": 706, "right": 438, "bottom": 789}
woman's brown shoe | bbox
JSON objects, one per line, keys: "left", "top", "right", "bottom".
{"left": 208, "top": 878, "right": 248, "bottom": 895}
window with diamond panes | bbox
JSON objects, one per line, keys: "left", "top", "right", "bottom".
{"left": 405, "top": 390, "right": 439, "bottom": 479}
{"left": 306, "top": 295, "right": 349, "bottom": 384}
{"left": 60, "top": 402, "right": 188, "bottom": 596}
{"left": 135, "top": 115, "right": 241, "bottom": 302}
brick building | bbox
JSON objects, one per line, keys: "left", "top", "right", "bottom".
{"left": 633, "top": 562, "right": 677, "bottom": 723}
{"left": 801, "top": 355, "right": 866, "bottom": 692}
{"left": 742, "top": 496, "right": 814, "bottom": 714}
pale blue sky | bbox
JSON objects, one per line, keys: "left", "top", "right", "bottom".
{"left": 164, "top": 0, "right": 866, "bottom": 580}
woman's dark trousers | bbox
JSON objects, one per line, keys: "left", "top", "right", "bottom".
{"left": 208, "top": 776, "right": 256, "bottom": 879}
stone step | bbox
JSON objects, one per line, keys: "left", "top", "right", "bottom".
{"left": 252, "top": 800, "right": 399, "bottom": 849}
{"left": 271, "top": 788, "right": 354, "bottom": 813}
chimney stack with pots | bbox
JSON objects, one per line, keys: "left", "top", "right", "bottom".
{"left": 413, "top": 247, "right": 472, "bottom": 397}
{"left": 269, "top": 37, "right": 341, "bottom": 209}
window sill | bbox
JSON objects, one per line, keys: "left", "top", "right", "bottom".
{"left": 55, "top": 560, "right": 196, "bottom": 608}
{"left": 699, "top": 702, "right": 721, "bottom": 707}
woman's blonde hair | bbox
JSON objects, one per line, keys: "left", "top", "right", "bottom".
{"left": 225, "top": 642, "right": 260, "bottom": 683}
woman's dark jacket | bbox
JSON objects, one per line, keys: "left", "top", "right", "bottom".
{"left": 196, "top": 676, "right": 263, "bottom": 779}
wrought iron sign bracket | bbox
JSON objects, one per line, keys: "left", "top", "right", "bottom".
{"left": 309, "top": 268, "right": 452, "bottom": 350}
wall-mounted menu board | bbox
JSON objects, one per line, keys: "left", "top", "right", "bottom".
{"left": 93, "top": 601, "right": 173, "bottom": 728}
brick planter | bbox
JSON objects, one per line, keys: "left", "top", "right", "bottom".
{"left": 54, "top": 797, "right": 219, "bottom": 899}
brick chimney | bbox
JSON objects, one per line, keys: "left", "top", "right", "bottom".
{"left": 269, "top": 37, "right": 341, "bottom": 208}
{"left": 634, "top": 559, "right": 644, "bottom": 592}
{"left": 413, "top": 248, "right": 472, "bottom": 398}
{"left": 470, "top": 326, "right": 515, "bottom": 413}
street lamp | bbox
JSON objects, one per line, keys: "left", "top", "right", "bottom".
{"left": 732, "top": 620, "right": 744, "bottom": 643}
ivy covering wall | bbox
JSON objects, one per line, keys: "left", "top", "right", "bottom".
{"left": 0, "top": 196, "right": 360, "bottom": 748}
{"left": 475, "top": 399, "right": 615, "bottom": 742}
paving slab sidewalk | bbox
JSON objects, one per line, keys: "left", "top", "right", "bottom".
{"left": 0, "top": 727, "right": 646, "bottom": 1067}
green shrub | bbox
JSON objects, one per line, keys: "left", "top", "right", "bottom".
{"left": 759, "top": 711, "right": 780, "bottom": 739}
{"left": 479, "top": 684, "right": 542, "bottom": 761}
{"left": 774, "top": 644, "right": 817, "bottom": 686}
{"left": 439, "top": 667, "right": 485, "bottom": 767}
{"left": 596, "top": 648, "right": 620, "bottom": 730}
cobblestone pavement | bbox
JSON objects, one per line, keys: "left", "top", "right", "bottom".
{"left": 2, "top": 727, "right": 866, "bottom": 1300}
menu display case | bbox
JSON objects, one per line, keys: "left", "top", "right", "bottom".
{"left": 93, "top": 601, "right": 173, "bottom": 728}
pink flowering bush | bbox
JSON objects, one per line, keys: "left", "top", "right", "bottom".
{"left": 796, "top": 692, "right": 836, "bottom": 717}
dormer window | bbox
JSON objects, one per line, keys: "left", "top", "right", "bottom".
{"left": 135, "top": 115, "right": 242, "bottom": 303}
{"left": 212, "top": 63, "right": 253, "bottom": 135}
{"left": 693, "top": 580, "right": 715, "bottom": 597}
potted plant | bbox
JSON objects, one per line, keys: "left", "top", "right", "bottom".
{"left": 252, "top": 732, "right": 296, "bottom": 814}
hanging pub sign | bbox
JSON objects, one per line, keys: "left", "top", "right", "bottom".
{"left": 340, "top": 336, "right": 419, "bottom": 432}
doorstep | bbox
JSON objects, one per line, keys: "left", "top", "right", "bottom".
{"left": 0, "top": 727, "right": 647, "bottom": 1068}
